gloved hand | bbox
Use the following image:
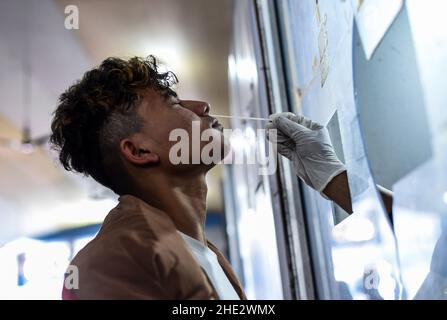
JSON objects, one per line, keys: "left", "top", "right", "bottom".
{"left": 266, "top": 112, "right": 346, "bottom": 193}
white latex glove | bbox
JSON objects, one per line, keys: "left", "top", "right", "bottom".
{"left": 266, "top": 112, "right": 346, "bottom": 193}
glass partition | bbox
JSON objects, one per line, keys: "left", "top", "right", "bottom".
{"left": 277, "top": 0, "right": 404, "bottom": 299}
{"left": 391, "top": 0, "right": 447, "bottom": 300}
{"left": 226, "top": 0, "right": 284, "bottom": 299}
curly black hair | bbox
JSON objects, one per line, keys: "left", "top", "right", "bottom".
{"left": 50, "top": 56, "right": 178, "bottom": 194}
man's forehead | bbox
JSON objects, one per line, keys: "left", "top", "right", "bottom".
{"left": 137, "top": 87, "right": 176, "bottom": 111}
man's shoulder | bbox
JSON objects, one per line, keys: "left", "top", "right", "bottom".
{"left": 100, "top": 194, "right": 178, "bottom": 238}
{"left": 72, "top": 195, "right": 181, "bottom": 267}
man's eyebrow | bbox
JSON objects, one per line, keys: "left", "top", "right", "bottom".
{"left": 162, "top": 88, "right": 178, "bottom": 99}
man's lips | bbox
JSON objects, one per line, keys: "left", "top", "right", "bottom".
{"left": 209, "top": 117, "right": 223, "bottom": 130}
{"left": 212, "top": 119, "right": 224, "bottom": 131}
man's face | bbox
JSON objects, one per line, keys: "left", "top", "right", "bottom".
{"left": 135, "top": 88, "right": 228, "bottom": 172}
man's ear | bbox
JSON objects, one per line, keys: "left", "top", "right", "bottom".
{"left": 119, "top": 138, "right": 160, "bottom": 165}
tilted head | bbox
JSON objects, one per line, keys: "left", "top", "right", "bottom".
{"left": 51, "top": 56, "right": 227, "bottom": 195}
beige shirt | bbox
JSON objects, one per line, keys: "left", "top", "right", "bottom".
{"left": 62, "top": 194, "right": 246, "bottom": 300}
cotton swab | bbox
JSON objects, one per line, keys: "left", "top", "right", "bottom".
{"left": 210, "top": 114, "right": 270, "bottom": 121}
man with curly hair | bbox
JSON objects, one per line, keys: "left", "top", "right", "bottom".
{"left": 51, "top": 56, "right": 245, "bottom": 300}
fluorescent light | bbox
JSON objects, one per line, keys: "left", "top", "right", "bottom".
{"left": 136, "top": 39, "right": 187, "bottom": 76}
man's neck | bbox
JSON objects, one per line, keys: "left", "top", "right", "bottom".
{"left": 131, "top": 170, "right": 208, "bottom": 244}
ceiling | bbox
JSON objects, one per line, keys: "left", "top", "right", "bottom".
{"left": 0, "top": 0, "right": 234, "bottom": 243}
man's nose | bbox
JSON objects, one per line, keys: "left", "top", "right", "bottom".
{"left": 181, "top": 100, "right": 210, "bottom": 117}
